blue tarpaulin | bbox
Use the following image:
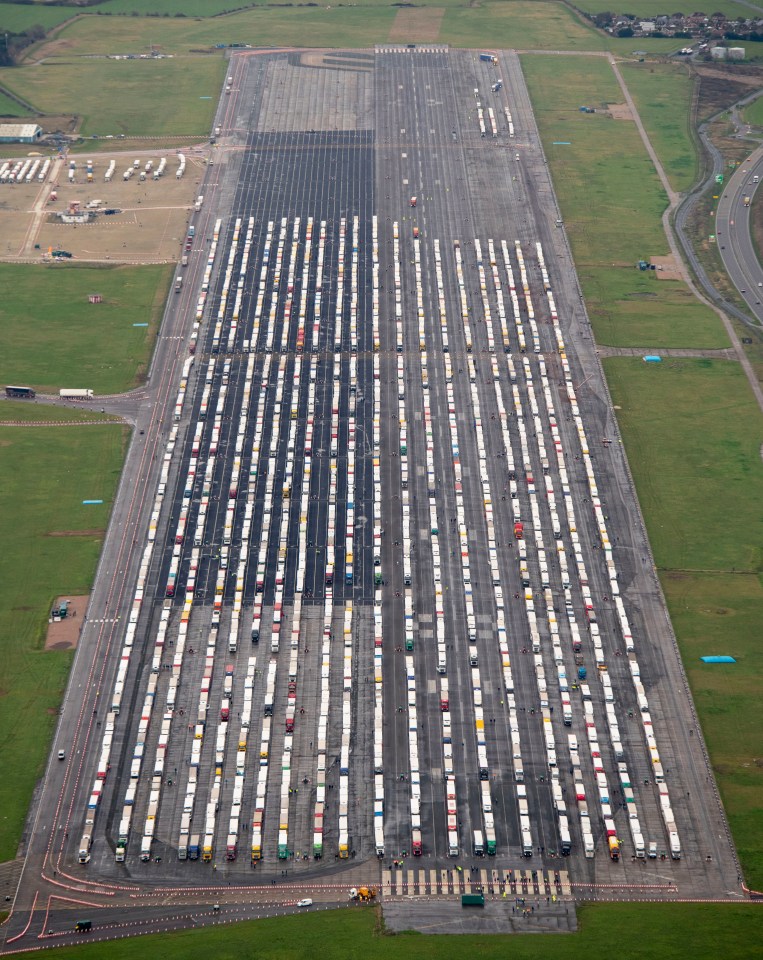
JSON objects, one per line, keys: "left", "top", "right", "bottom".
{"left": 700, "top": 656, "right": 736, "bottom": 664}
{"left": 643, "top": 355, "right": 662, "bottom": 363}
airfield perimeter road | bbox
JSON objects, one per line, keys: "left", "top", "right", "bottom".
{"left": 2, "top": 47, "right": 742, "bottom": 952}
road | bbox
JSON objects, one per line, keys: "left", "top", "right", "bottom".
{"left": 716, "top": 148, "right": 763, "bottom": 320}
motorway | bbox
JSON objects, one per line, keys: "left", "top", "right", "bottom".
{"left": 716, "top": 146, "right": 763, "bottom": 320}
{"left": 1, "top": 47, "right": 742, "bottom": 951}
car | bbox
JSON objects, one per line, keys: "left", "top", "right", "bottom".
{"left": 296, "top": 898, "right": 313, "bottom": 908}
{"left": 58, "top": 750, "right": 66, "bottom": 761}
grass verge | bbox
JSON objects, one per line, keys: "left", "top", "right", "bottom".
{"left": 0, "top": 422, "right": 127, "bottom": 861}
{"left": 522, "top": 53, "right": 727, "bottom": 349}
{"left": 742, "top": 94, "right": 763, "bottom": 127}
{"left": 37, "top": 901, "right": 763, "bottom": 959}
{"left": 0, "top": 401, "right": 121, "bottom": 423}
{"left": 0, "top": 263, "right": 173, "bottom": 394}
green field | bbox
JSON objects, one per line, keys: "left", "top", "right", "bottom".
{"left": 664, "top": 570, "right": 763, "bottom": 882}
{"left": 522, "top": 53, "right": 725, "bottom": 349}
{"left": 0, "top": 401, "right": 119, "bottom": 423}
{"left": 605, "top": 358, "right": 763, "bottom": 885}
{"left": 0, "top": 263, "right": 173, "bottom": 394}
{"left": 0, "top": 4, "right": 685, "bottom": 138}
{"left": 578, "top": 0, "right": 755, "bottom": 16}
{"left": 0, "top": 3, "right": 74, "bottom": 33}
{"left": 37, "top": 902, "right": 763, "bottom": 960}
{"left": 20, "top": 56, "right": 223, "bottom": 137}
{"left": 0, "top": 421, "right": 127, "bottom": 860}
{"left": 604, "top": 358, "right": 763, "bottom": 576}
{"left": 1, "top": 56, "right": 225, "bottom": 136}
{"left": 0, "top": 88, "right": 25, "bottom": 116}
{"left": 742, "top": 93, "right": 763, "bottom": 127}
{"left": 619, "top": 60, "right": 697, "bottom": 193}
{"left": 440, "top": 1, "right": 605, "bottom": 51}
{"left": 97, "top": 0, "right": 262, "bottom": 15}
{"left": 16, "top": 2, "right": 685, "bottom": 58}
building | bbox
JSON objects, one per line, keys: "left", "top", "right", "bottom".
{"left": 711, "top": 46, "right": 728, "bottom": 60}
{"left": 728, "top": 47, "right": 746, "bottom": 60}
{"left": 0, "top": 123, "right": 43, "bottom": 144}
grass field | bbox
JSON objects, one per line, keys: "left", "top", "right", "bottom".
{"left": 0, "top": 263, "right": 173, "bottom": 394}
{"left": 522, "top": 54, "right": 726, "bottom": 349}
{"left": 604, "top": 358, "right": 763, "bottom": 886}
{"left": 0, "top": 5, "right": 685, "bottom": 140}
{"left": 604, "top": 358, "right": 763, "bottom": 576}
{"left": 664, "top": 570, "right": 763, "bottom": 882}
{"left": 440, "top": 1, "right": 605, "bottom": 51}
{"left": 1, "top": 56, "right": 225, "bottom": 137}
{"left": 0, "top": 422, "right": 127, "bottom": 860}
{"left": 578, "top": 0, "right": 754, "bottom": 16}
{"left": 619, "top": 60, "right": 697, "bottom": 194}
{"left": 742, "top": 93, "right": 763, "bottom": 127}
{"left": 0, "top": 3, "right": 74, "bottom": 33}
{"left": 0, "top": 401, "right": 120, "bottom": 423}
{"left": 37, "top": 902, "right": 763, "bottom": 959}
{"left": 97, "top": 0, "right": 262, "bottom": 15}
{"left": 20, "top": 3, "right": 685, "bottom": 58}
{"left": 0, "top": 89, "right": 25, "bottom": 116}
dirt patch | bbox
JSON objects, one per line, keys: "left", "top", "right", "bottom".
{"left": 650, "top": 254, "right": 682, "bottom": 280}
{"left": 696, "top": 65, "right": 763, "bottom": 122}
{"left": 39, "top": 116, "right": 80, "bottom": 137}
{"left": 0, "top": 147, "right": 206, "bottom": 262}
{"left": 608, "top": 103, "right": 633, "bottom": 121}
{"left": 47, "top": 529, "right": 104, "bottom": 537}
{"left": 694, "top": 65, "right": 763, "bottom": 88}
{"left": 388, "top": 8, "right": 445, "bottom": 43}
{"left": 44, "top": 594, "right": 89, "bottom": 651}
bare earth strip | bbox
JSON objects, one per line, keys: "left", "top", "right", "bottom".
{"left": 650, "top": 254, "right": 682, "bottom": 280}
{"left": 608, "top": 102, "right": 633, "bottom": 120}
{"left": 44, "top": 594, "right": 89, "bottom": 651}
{"left": 388, "top": 8, "right": 445, "bottom": 43}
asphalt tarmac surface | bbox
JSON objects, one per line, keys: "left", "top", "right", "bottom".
{"left": 1, "top": 47, "right": 743, "bottom": 953}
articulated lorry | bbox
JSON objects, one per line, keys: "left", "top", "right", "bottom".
{"left": 60, "top": 388, "right": 94, "bottom": 399}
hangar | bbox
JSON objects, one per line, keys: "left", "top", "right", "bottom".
{"left": 0, "top": 122, "right": 43, "bottom": 144}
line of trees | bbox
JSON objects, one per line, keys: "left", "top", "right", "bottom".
{"left": 0, "top": 24, "right": 46, "bottom": 67}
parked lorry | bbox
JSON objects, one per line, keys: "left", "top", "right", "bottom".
{"left": 480, "top": 53, "right": 498, "bottom": 63}
{"left": 473, "top": 829, "right": 485, "bottom": 856}
{"left": 60, "top": 388, "right": 94, "bottom": 399}
{"left": 462, "top": 893, "right": 485, "bottom": 907}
